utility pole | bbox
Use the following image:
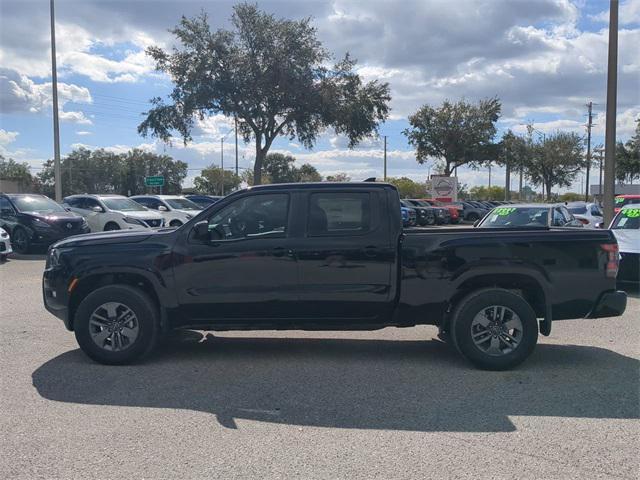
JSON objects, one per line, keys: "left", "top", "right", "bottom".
{"left": 220, "top": 138, "right": 224, "bottom": 196}
{"left": 603, "top": 0, "right": 618, "bottom": 225}
{"left": 50, "top": 0, "right": 62, "bottom": 202}
{"left": 585, "top": 101, "right": 593, "bottom": 202}
{"left": 383, "top": 135, "right": 387, "bottom": 181}
{"left": 488, "top": 163, "right": 492, "bottom": 190}
{"left": 234, "top": 117, "right": 239, "bottom": 178}
{"left": 595, "top": 147, "right": 605, "bottom": 202}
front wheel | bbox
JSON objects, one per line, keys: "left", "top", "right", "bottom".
{"left": 450, "top": 289, "right": 538, "bottom": 370}
{"left": 104, "top": 222, "right": 120, "bottom": 231}
{"left": 11, "top": 228, "right": 30, "bottom": 254}
{"left": 74, "top": 285, "right": 159, "bottom": 365}
{"left": 169, "top": 220, "right": 183, "bottom": 227}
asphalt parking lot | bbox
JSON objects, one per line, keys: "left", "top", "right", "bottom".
{"left": 1, "top": 255, "right": 638, "bottom": 480}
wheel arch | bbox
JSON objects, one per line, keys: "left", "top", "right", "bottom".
{"left": 447, "top": 272, "right": 551, "bottom": 336}
{"left": 69, "top": 271, "right": 169, "bottom": 332}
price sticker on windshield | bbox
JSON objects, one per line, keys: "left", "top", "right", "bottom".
{"left": 615, "top": 197, "right": 624, "bottom": 204}
{"left": 495, "top": 207, "right": 517, "bottom": 216}
{"left": 622, "top": 208, "right": 640, "bottom": 218}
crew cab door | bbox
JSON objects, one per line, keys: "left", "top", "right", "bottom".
{"left": 172, "top": 192, "right": 299, "bottom": 323}
{"left": 294, "top": 189, "right": 395, "bottom": 321}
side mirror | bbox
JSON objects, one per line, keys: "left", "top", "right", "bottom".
{"left": 64, "top": 207, "right": 71, "bottom": 212}
{"left": 92, "top": 206, "right": 103, "bottom": 213}
{"left": 193, "top": 221, "right": 209, "bottom": 240}
{"left": 595, "top": 222, "right": 603, "bottom": 229}
{"left": 158, "top": 205, "right": 168, "bottom": 212}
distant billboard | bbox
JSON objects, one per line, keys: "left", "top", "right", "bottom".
{"left": 428, "top": 175, "right": 457, "bottom": 202}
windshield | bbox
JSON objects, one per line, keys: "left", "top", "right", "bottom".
{"left": 165, "top": 198, "right": 202, "bottom": 210}
{"left": 478, "top": 206, "right": 549, "bottom": 228}
{"left": 615, "top": 197, "right": 640, "bottom": 208}
{"left": 10, "top": 195, "right": 65, "bottom": 214}
{"left": 611, "top": 208, "right": 640, "bottom": 230}
{"left": 568, "top": 205, "right": 587, "bottom": 214}
{"left": 102, "top": 197, "right": 147, "bottom": 212}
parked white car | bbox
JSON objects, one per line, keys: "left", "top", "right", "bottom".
{"left": 0, "top": 227, "right": 11, "bottom": 260}
{"left": 63, "top": 194, "right": 165, "bottom": 231}
{"left": 566, "top": 201, "right": 603, "bottom": 228}
{"left": 610, "top": 205, "right": 640, "bottom": 283}
{"left": 130, "top": 195, "right": 202, "bottom": 227}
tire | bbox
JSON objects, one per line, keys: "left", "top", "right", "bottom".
{"left": 450, "top": 288, "right": 538, "bottom": 370}
{"left": 74, "top": 285, "right": 159, "bottom": 365}
{"left": 11, "top": 227, "right": 30, "bottom": 254}
{"left": 169, "top": 220, "right": 183, "bottom": 227}
{"left": 104, "top": 222, "right": 120, "bottom": 231}
{"left": 467, "top": 213, "right": 480, "bottom": 222}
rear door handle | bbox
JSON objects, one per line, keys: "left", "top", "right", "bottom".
{"left": 272, "top": 247, "right": 294, "bottom": 257}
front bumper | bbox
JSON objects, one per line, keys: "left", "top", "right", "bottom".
{"left": 43, "top": 266, "right": 72, "bottom": 330}
{"left": 586, "top": 290, "right": 627, "bottom": 319}
{"left": 31, "top": 226, "right": 91, "bottom": 246}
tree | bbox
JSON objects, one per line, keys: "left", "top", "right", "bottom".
{"left": 616, "top": 119, "right": 640, "bottom": 184}
{"left": 469, "top": 185, "right": 506, "bottom": 201}
{"left": 497, "top": 130, "right": 529, "bottom": 200}
{"left": 403, "top": 97, "right": 501, "bottom": 175}
{"left": 325, "top": 172, "right": 351, "bottom": 182}
{"left": 138, "top": 3, "right": 391, "bottom": 185}
{"left": 263, "top": 153, "right": 297, "bottom": 183}
{"left": 37, "top": 148, "right": 188, "bottom": 197}
{"left": 118, "top": 149, "right": 188, "bottom": 195}
{"left": 387, "top": 177, "right": 425, "bottom": 198}
{"left": 0, "top": 155, "right": 33, "bottom": 189}
{"left": 524, "top": 132, "right": 584, "bottom": 200}
{"left": 294, "top": 163, "right": 322, "bottom": 182}
{"left": 194, "top": 166, "right": 241, "bottom": 195}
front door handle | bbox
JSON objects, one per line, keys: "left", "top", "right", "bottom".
{"left": 364, "top": 245, "right": 379, "bottom": 257}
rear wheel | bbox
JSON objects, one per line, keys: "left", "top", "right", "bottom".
{"left": 451, "top": 289, "right": 538, "bottom": 370}
{"left": 467, "top": 212, "right": 480, "bottom": 222}
{"left": 74, "top": 285, "right": 159, "bottom": 365}
{"left": 11, "top": 227, "right": 30, "bottom": 254}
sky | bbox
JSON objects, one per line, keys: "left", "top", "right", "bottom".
{"left": 0, "top": 0, "right": 639, "bottom": 193}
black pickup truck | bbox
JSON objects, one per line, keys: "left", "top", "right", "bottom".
{"left": 43, "top": 183, "right": 626, "bottom": 369}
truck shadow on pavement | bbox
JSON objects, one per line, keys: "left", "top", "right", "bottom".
{"left": 32, "top": 334, "right": 640, "bottom": 432}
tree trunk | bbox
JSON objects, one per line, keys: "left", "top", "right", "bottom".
{"left": 504, "top": 163, "right": 511, "bottom": 200}
{"left": 253, "top": 134, "right": 263, "bottom": 185}
{"left": 545, "top": 181, "right": 552, "bottom": 200}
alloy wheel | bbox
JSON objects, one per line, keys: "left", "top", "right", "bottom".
{"left": 470, "top": 305, "right": 523, "bottom": 356}
{"left": 89, "top": 302, "right": 139, "bottom": 352}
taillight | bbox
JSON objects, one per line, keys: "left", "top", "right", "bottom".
{"left": 578, "top": 218, "right": 589, "bottom": 225}
{"left": 601, "top": 243, "right": 619, "bottom": 278}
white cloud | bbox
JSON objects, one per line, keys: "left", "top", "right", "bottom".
{"left": 75, "top": 131, "right": 92, "bottom": 136}
{"left": 589, "top": 0, "right": 640, "bottom": 26}
{"left": 59, "top": 110, "right": 92, "bottom": 125}
{"left": 0, "top": 129, "right": 19, "bottom": 147}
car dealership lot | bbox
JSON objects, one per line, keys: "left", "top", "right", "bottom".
{"left": 1, "top": 256, "right": 638, "bottom": 480}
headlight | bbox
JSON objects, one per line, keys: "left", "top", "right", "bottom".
{"left": 123, "top": 216, "right": 145, "bottom": 226}
{"left": 81, "top": 219, "right": 89, "bottom": 229}
{"left": 47, "top": 248, "right": 60, "bottom": 267}
{"left": 0, "top": 231, "right": 8, "bottom": 238}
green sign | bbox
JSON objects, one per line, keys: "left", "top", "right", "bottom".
{"left": 495, "top": 207, "right": 517, "bottom": 216}
{"left": 145, "top": 176, "right": 164, "bottom": 187}
{"left": 622, "top": 208, "right": 640, "bottom": 218}
{"left": 614, "top": 197, "right": 624, "bottom": 204}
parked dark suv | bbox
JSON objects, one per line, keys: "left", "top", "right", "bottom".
{"left": 0, "top": 193, "right": 89, "bottom": 253}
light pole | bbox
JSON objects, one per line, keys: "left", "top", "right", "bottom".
{"left": 50, "top": 0, "right": 62, "bottom": 201}
{"left": 603, "top": 0, "right": 618, "bottom": 225}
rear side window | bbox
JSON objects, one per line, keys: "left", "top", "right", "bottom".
{"left": 308, "top": 192, "right": 371, "bottom": 236}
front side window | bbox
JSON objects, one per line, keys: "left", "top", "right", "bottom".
{"left": 308, "top": 192, "right": 371, "bottom": 235}
{"left": 591, "top": 205, "right": 602, "bottom": 216}
{"left": 102, "top": 197, "right": 147, "bottom": 212}
{"left": 0, "top": 197, "right": 14, "bottom": 216}
{"left": 552, "top": 208, "right": 565, "bottom": 226}
{"left": 208, "top": 194, "right": 289, "bottom": 240}
{"left": 165, "top": 198, "right": 201, "bottom": 210}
